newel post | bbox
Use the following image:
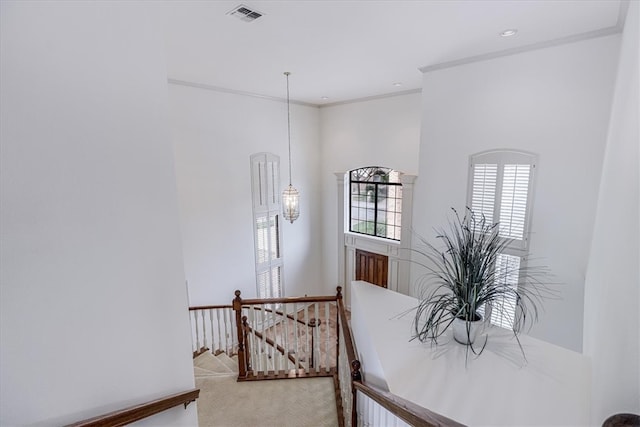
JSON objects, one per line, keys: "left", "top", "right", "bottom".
{"left": 233, "top": 290, "right": 247, "bottom": 379}
{"left": 308, "top": 318, "right": 320, "bottom": 369}
{"left": 241, "top": 316, "right": 251, "bottom": 373}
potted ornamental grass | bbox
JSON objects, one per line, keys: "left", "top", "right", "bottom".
{"left": 410, "top": 208, "right": 552, "bottom": 356}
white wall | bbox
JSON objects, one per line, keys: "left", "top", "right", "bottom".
{"left": 0, "top": 2, "right": 196, "bottom": 425}
{"left": 583, "top": 2, "right": 640, "bottom": 423}
{"left": 168, "top": 84, "right": 323, "bottom": 305}
{"left": 415, "top": 35, "right": 620, "bottom": 352}
{"left": 319, "top": 93, "right": 422, "bottom": 292}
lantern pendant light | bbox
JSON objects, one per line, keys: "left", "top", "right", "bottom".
{"left": 282, "top": 72, "right": 300, "bottom": 224}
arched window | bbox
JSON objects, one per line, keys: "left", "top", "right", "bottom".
{"left": 349, "top": 167, "right": 403, "bottom": 241}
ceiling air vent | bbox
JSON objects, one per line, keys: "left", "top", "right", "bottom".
{"left": 227, "top": 4, "right": 263, "bottom": 22}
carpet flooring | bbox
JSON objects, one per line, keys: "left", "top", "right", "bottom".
{"left": 195, "top": 375, "right": 338, "bottom": 426}
{"left": 194, "top": 352, "right": 339, "bottom": 426}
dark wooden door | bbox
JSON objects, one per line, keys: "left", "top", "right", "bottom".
{"left": 355, "top": 249, "right": 388, "bottom": 288}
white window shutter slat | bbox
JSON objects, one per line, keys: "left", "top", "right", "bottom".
{"left": 499, "top": 164, "right": 530, "bottom": 240}
{"left": 491, "top": 253, "right": 520, "bottom": 329}
{"left": 471, "top": 163, "right": 498, "bottom": 224}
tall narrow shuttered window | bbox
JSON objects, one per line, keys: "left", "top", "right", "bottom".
{"left": 468, "top": 150, "right": 537, "bottom": 329}
{"left": 251, "top": 153, "right": 284, "bottom": 299}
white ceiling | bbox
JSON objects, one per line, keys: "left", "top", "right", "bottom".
{"left": 154, "top": 0, "right": 624, "bottom": 106}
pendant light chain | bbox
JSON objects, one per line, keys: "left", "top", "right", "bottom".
{"left": 285, "top": 72, "right": 292, "bottom": 186}
{"left": 282, "top": 71, "right": 299, "bottom": 224}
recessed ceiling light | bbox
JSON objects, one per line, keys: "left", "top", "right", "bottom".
{"left": 500, "top": 29, "right": 518, "bottom": 37}
{"left": 392, "top": 82, "right": 402, "bottom": 87}
{"left": 321, "top": 96, "right": 329, "bottom": 100}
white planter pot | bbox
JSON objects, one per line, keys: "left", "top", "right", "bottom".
{"left": 452, "top": 316, "right": 483, "bottom": 345}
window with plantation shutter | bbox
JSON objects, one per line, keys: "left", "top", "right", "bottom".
{"left": 468, "top": 150, "right": 536, "bottom": 252}
{"left": 251, "top": 153, "right": 284, "bottom": 299}
{"left": 471, "top": 164, "right": 498, "bottom": 224}
{"left": 499, "top": 164, "right": 531, "bottom": 241}
{"left": 467, "top": 150, "right": 537, "bottom": 329}
{"left": 490, "top": 253, "right": 520, "bottom": 329}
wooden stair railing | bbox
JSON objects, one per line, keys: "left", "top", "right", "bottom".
{"left": 188, "top": 303, "right": 313, "bottom": 360}
{"left": 188, "top": 304, "right": 235, "bottom": 357}
{"left": 233, "top": 290, "right": 338, "bottom": 381}
{"left": 221, "top": 286, "right": 462, "bottom": 425}
{"left": 66, "top": 388, "right": 199, "bottom": 427}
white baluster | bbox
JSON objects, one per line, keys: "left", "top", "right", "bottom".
{"left": 283, "top": 302, "right": 291, "bottom": 372}
{"left": 223, "top": 307, "right": 229, "bottom": 354}
{"left": 366, "top": 392, "right": 373, "bottom": 427}
{"left": 325, "top": 301, "right": 331, "bottom": 372}
{"left": 248, "top": 305, "right": 257, "bottom": 373}
{"left": 304, "top": 304, "right": 310, "bottom": 373}
{"left": 201, "top": 310, "right": 207, "bottom": 351}
{"left": 261, "top": 305, "right": 267, "bottom": 374}
{"left": 228, "top": 307, "right": 236, "bottom": 354}
{"left": 207, "top": 309, "right": 213, "bottom": 353}
{"left": 313, "top": 302, "right": 319, "bottom": 373}
{"left": 213, "top": 309, "right": 219, "bottom": 353}
{"left": 271, "top": 304, "right": 280, "bottom": 373}
{"left": 359, "top": 391, "right": 363, "bottom": 426}
{"left": 193, "top": 311, "right": 199, "bottom": 353}
{"left": 293, "top": 302, "right": 299, "bottom": 373}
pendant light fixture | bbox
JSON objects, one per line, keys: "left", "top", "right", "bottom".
{"left": 282, "top": 72, "right": 300, "bottom": 224}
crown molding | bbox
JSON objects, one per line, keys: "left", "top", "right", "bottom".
{"left": 167, "top": 78, "right": 319, "bottom": 108}
{"left": 319, "top": 88, "right": 422, "bottom": 108}
{"left": 419, "top": 25, "right": 622, "bottom": 74}
{"left": 617, "top": 0, "right": 631, "bottom": 30}
{"left": 419, "top": 0, "right": 630, "bottom": 75}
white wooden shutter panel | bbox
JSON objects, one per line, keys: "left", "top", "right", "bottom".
{"left": 256, "top": 214, "right": 268, "bottom": 264}
{"left": 468, "top": 150, "right": 537, "bottom": 329}
{"left": 471, "top": 163, "right": 498, "bottom": 224}
{"left": 499, "top": 164, "right": 530, "bottom": 241}
{"left": 251, "top": 153, "right": 284, "bottom": 299}
{"left": 491, "top": 253, "right": 520, "bottom": 329}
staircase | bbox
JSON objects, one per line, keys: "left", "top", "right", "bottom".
{"left": 193, "top": 351, "right": 239, "bottom": 377}
{"left": 195, "top": 350, "right": 300, "bottom": 379}
{"left": 189, "top": 289, "right": 455, "bottom": 427}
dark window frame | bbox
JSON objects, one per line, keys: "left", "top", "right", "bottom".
{"left": 349, "top": 167, "right": 402, "bottom": 241}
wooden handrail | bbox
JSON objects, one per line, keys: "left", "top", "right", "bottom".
{"left": 240, "top": 295, "right": 338, "bottom": 305}
{"left": 188, "top": 304, "right": 232, "bottom": 311}
{"left": 353, "top": 382, "right": 464, "bottom": 427}
{"left": 66, "top": 388, "right": 200, "bottom": 427}
{"left": 337, "top": 297, "right": 358, "bottom": 373}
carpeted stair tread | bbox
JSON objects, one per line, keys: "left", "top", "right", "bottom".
{"left": 193, "top": 366, "right": 236, "bottom": 378}
{"left": 216, "top": 352, "right": 239, "bottom": 373}
{"left": 194, "top": 351, "right": 233, "bottom": 374}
